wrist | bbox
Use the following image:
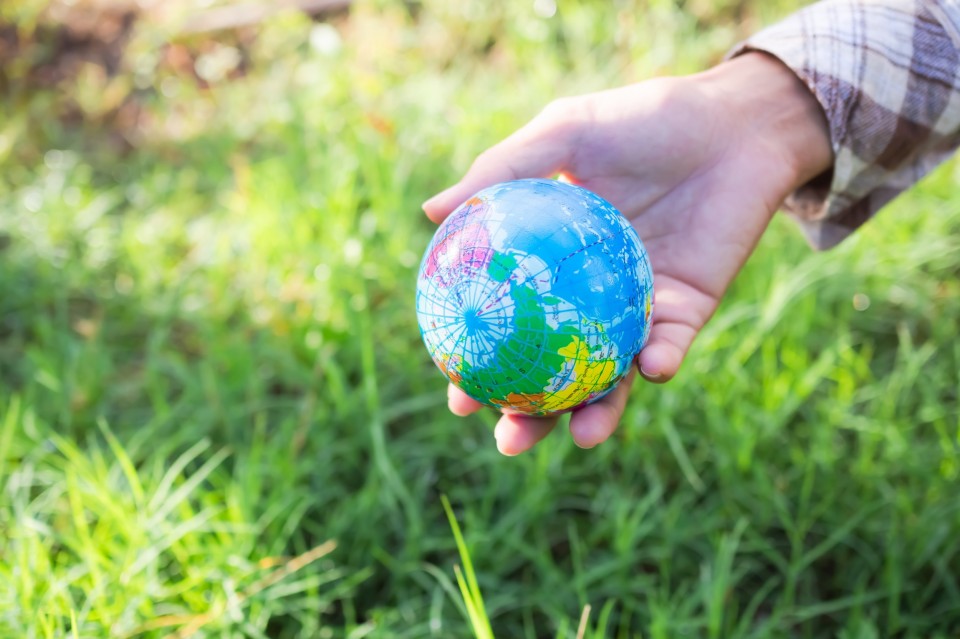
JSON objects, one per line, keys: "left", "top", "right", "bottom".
{"left": 694, "top": 52, "right": 833, "bottom": 198}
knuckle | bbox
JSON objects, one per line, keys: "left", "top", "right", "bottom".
{"left": 473, "top": 147, "right": 497, "bottom": 167}
{"left": 538, "top": 96, "right": 581, "bottom": 123}
{"left": 536, "top": 95, "right": 592, "bottom": 152}
{"left": 465, "top": 149, "right": 494, "bottom": 176}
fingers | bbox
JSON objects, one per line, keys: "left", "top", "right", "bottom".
{"left": 568, "top": 369, "right": 636, "bottom": 448}
{"left": 490, "top": 370, "right": 636, "bottom": 455}
{"left": 636, "top": 275, "right": 715, "bottom": 383}
{"left": 448, "top": 384, "right": 588, "bottom": 456}
{"left": 422, "top": 102, "right": 580, "bottom": 223}
{"left": 637, "top": 328, "right": 692, "bottom": 383}
{"left": 444, "top": 380, "right": 562, "bottom": 454}
{"left": 494, "top": 412, "right": 560, "bottom": 456}
{"left": 449, "top": 371, "right": 636, "bottom": 455}
{"left": 448, "top": 384, "right": 560, "bottom": 455}
{"left": 447, "top": 384, "right": 485, "bottom": 416}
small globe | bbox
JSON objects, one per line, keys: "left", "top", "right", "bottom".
{"left": 416, "top": 178, "right": 654, "bottom": 416}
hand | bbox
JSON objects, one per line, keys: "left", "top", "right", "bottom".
{"left": 422, "top": 53, "right": 832, "bottom": 456}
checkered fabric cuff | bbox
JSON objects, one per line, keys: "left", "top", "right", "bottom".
{"left": 730, "top": 0, "right": 960, "bottom": 249}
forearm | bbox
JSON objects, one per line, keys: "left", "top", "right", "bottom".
{"left": 696, "top": 52, "right": 834, "bottom": 200}
{"left": 728, "top": 0, "right": 960, "bottom": 249}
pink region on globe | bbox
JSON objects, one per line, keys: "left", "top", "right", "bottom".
{"left": 423, "top": 218, "right": 493, "bottom": 288}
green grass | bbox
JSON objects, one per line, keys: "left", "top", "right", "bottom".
{"left": 1, "top": 0, "right": 959, "bottom": 637}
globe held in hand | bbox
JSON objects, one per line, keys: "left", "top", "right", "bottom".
{"left": 416, "top": 178, "right": 654, "bottom": 416}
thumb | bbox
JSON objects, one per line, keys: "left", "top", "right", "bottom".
{"left": 422, "top": 101, "right": 580, "bottom": 223}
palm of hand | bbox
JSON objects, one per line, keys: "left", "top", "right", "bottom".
{"left": 568, "top": 81, "right": 795, "bottom": 380}
{"left": 423, "top": 77, "right": 798, "bottom": 455}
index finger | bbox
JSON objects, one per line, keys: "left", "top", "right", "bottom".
{"left": 421, "top": 105, "right": 578, "bottom": 223}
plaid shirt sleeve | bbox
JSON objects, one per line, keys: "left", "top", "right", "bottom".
{"left": 729, "top": 0, "right": 960, "bottom": 249}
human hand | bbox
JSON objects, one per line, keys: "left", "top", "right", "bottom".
{"left": 422, "top": 53, "right": 832, "bottom": 455}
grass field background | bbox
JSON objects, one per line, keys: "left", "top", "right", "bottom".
{"left": 2, "top": 1, "right": 959, "bottom": 637}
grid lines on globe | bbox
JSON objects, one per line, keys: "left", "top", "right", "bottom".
{"left": 416, "top": 178, "right": 653, "bottom": 416}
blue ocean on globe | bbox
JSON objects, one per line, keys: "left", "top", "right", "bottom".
{"left": 416, "top": 178, "right": 654, "bottom": 416}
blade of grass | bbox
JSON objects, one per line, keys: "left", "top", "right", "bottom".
{"left": 442, "top": 494, "right": 494, "bottom": 639}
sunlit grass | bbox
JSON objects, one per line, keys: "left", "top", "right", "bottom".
{"left": 1, "top": 0, "right": 959, "bottom": 637}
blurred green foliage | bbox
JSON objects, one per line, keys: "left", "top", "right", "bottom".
{"left": 1, "top": 1, "right": 959, "bottom": 638}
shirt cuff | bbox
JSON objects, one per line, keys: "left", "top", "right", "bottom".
{"left": 728, "top": 0, "right": 960, "bottom": 249}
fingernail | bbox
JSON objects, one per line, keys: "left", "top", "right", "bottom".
{"left": 639, "top": 364, "right": 664, "bottom": 382}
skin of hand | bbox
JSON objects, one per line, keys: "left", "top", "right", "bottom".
{"left": 422, "top": 52, "right": 833, "bottom": 456}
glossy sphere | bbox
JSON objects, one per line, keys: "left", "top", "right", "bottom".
{"left": 416, "top": 179, "right": 654, "bottom": 416}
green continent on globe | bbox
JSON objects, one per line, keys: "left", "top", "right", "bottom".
{"left": 456, "top": 271, "right": 622, "bottom": 415}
